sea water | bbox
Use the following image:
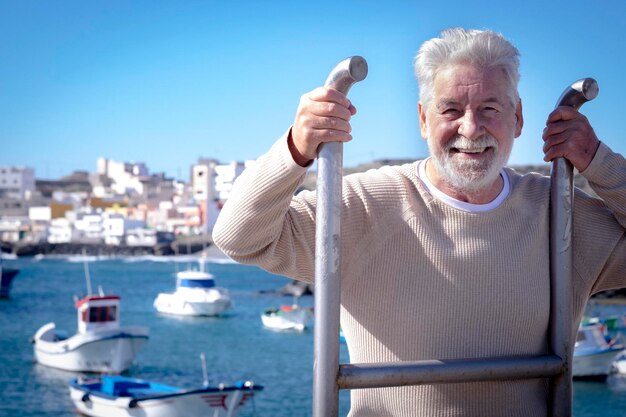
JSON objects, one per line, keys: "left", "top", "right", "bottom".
{"left": 1, "top": 256, "right": 625, "bottom": 417}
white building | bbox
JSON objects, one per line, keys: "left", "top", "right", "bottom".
{"left": 0, "top": 166, "right": 35, "bottom": 200}
{"left": 97, "top": 158, "right": 148, "bottom": 196}
{"left": 191, "top": 159, "right": 251, "bottom": 233}
{"left": 214, "top": 161, "right": 250, "bottom": 201}
{"left": 191, "top": 160, "right": 217, "bottom": 203}
{"left": 102, "top": 213, "right": 146, "bottom": 245}
{"left": 72, "top": 210, "right": 104, "bottom": 243}
{"left": 48, "top": 217, "right": 73, "bottom": 243}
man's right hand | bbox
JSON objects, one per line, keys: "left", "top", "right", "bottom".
{"left": 290, "top": 87, "right": 357, "bottom": 166}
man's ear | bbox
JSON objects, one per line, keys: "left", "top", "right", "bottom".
{"left": 418, "top": 101, "right": 428, "bottom": 139}
{"left": 514, "top": 99, "right": 523, "bottom": 138}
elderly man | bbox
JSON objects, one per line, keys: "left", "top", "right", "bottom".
{"left": 213, "top": 28, "right": 626, "bottom": 416}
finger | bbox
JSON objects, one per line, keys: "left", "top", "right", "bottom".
{"left": 542, "top": 130, "right": 597, "bottom": 165}
{"left": 308, "top": 101, "right": 354, "bottom": 121}
{"left": 543, "top": 124, "right": 562, "bottom": 140}
{"left": 543, "top": 147, "right": 557, "bottom": 163}
{"left": 542, "top": 134, "right": 568, "bottom": 155}
{"left": 542, "top": 121, "right": 572, "bottom": 140}
{"left": 311, "top": 116, "right": 352, "bottom": 133}
{"left": 293, "top": 115, "right": 352, "bottom": 149}
{"left": 308, "top": 86, "right": 353, "bottom": 109}
{"left": 543, "top": 138, "right": 574, "bottom": 162}
{"left": 309, "top": 128, "right": 353, "bottom": 144}
{"left": 543, "top": 113, "right": 589, "bottom": 141}
{"left": 294, "top": 110, "right": 351, "bottom": 136}
{"left": 545, "top": 106, "right": 581, "bottom": 124}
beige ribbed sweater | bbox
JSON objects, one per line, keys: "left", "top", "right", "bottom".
{"left": 213, "top": 133, "right": 626, "bottom": 417}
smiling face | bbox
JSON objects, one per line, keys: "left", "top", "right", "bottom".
{"left": 418, "top": 64, "right": 523, "bottom": 201}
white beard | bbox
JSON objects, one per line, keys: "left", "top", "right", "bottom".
{"left": 428, "top": 134, "right": 511, "bottom": 193}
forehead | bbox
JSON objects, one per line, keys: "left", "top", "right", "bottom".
{"left": 432, "top": 64, "right": 511, "bottom": 104}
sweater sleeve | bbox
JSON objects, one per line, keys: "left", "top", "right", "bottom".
{"left": 581, "top": 142, "right": 626, "bottom": 228}
{"left": 212, "top": 130, "right": 317, "bottom": 282}
{"left": 574, "top": 142, "right": 626, "bottom": 294}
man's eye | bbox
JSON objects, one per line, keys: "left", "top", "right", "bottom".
{"left": 442, "top": 108, "right": 460, "bottom": 115}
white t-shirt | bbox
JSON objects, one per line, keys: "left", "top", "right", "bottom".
{"left": 417, "top": 158, "right": 510, "bottom": 212}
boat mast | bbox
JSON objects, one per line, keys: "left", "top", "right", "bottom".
{"left": 200, "top": 352, "right": 209, "bottom": 387}
{"left": 82, "top": 249, "right": 93, "bottom": 295}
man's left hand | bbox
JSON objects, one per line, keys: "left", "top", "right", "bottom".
{"left": 542, "top": 106, "right": 600, "bottom": 172}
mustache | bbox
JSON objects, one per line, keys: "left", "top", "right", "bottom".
{"left": 445, "top": 135, "right": 499, "bottom": 152}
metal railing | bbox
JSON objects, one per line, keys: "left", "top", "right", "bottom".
{"left": 312, "top": 55, "right": 598, "bottom": 417}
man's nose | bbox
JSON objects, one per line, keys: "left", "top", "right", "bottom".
{"left": 457, "top": 111, "right": 484, "bottom": 139}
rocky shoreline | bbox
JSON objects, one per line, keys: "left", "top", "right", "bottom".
{"left": 0, "top": 239, "right": 315, "bottom": 297}
{"left": 1, "top": 238, "right": 213, "bottom": 257}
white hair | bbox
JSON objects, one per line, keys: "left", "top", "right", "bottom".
{"left": 414, "top": 28, "right": 520, "bottom": 110}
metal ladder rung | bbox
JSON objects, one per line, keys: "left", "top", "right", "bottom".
{"left": 337, "top": 355, "right": 564, "bottom": 389}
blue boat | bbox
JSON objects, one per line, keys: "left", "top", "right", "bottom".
{"left": 69, "top": 375, "right": 263, "bottom": 417}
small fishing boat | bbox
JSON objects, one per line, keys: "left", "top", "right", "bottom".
{"left": 69, "top": 374, "right": 262, "bottom": 417}
{"left": 261, "top": 301, "right": 313, "bottom": 331}
{"left": 573, "top": 322, "right": 624, "bottom": 380}
{"left": 32, "top": 259, "right": 149, "bottom": 373}
{"left": 154, "top": 258, "right": 232, "bottom": 317}
{"left": 32, "top": 293, "right": 149, "bottom": 373}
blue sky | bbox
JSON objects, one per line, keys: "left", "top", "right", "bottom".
{"left": 1, "top": 1, "right": 625, "bottom": 181}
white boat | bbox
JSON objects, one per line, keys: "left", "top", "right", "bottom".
{"left": 261, "top": 303, "right": 313, "bottom": 331}
{"left": 69, "top": 375, "right": 263, "bottom": 417}
{"left": 153, "top": 258, "right": 232, "bottom": 317}
{"left": 573, "top": 322, "right": 624, "bottom": 380}
{"left": 32, "top": 257, "right": 149, "bottom": 373}
{"left": 32, "top": 292, "right": 149, "bottom": 373}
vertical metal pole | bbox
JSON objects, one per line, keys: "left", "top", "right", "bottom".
{"left": 549, "top": 78, "right": 598, "bottom": 417}
{"left": 313, "top": 56, "right": 367, "bottom": 417}
{"left": 549, "top": 155, "right": 574, "bottom": 417}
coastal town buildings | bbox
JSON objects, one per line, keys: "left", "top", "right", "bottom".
{"left": 0, "top": 157, "right": 251, "bottom": 249}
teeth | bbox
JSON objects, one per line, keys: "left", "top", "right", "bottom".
{"left": 458, "top": 148, "right": 486, "bottom": 153}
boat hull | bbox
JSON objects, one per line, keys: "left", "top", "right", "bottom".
{"left": 261, "top": 307, "right": 312, "bottom": 331}
{"left": 612, "top": 353, "right": 626, "bottom": 374}
{"left": 33, "top": 323, "right": 149, "bottom": 373}
{"left": 69, "top": 377, "right": 261, "bottom": 417}
{"left": 154, "top": 291, "right": 231, "bottom": 316}
{"left": 573, "top": 348, "right": 624, "bottom": 379}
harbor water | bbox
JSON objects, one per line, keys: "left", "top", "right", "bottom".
{"left": 2, "top": 255, "right": 626, "bottom": 416}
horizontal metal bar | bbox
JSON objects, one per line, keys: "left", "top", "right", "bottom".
{"left": 337, "top": 355, "right": 565, "bottom": 389}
